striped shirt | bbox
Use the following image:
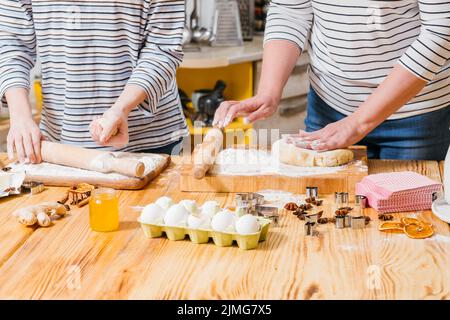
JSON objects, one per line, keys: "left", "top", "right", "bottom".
{"left": 265, "top": 0, "right": 450, "bottom": 119}
{"left": 0, "top": 0, "right": 188, "bottom": 151}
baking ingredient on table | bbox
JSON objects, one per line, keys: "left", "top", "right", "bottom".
{"left": 60, "top": 183, "right": 96, "bottom": 208}
{"left": 187, "top": 214, "right": 211, "bottom": 229}
{"left": 200, "top": 200, "right": 221, "bottom": 218}
{"left": 211, "top": 210, "right": 236, "bottom": 232}
{"left": 210, "top": 148, "right": 350, "bottom": 177}
{"left": 272, "top": 139, "right": 354, "bottom": 167}
{"left": 137, "top": 199, "right": 271, "bottom": 250}
{"left": 13, "top": 202, "right": 68, "bottom": 228}
{"left": 89, "top": 188, "right": 119, "bottom": 232}
{"left": 140, "top": 204, "right": 165, "bottom": 224}
{"left": 192, "top": 128, "right": 223, "bottom": 179}
{"left": 179, "top": 199, "right": 199, "bottom": 215}
{"left": 378, "top": 217, "right": 434, "bottom": 239}
{"left": 356, "top": 171, "right": 442, "bottom": 213}
{"left": 155, "top": 196, "right": 174, "bottom": 211}
{"left": 164, "top": 204, "right": 190, "bottom": 227}
{"left": 41, "top": 141, "right": 145, "bottom": 178}
{"left": 235, "top": 214, "right": 261, "bottom": 235}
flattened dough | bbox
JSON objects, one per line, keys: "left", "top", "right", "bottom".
{"left": 272, "top": 139, "right": 354, "bottom": 167}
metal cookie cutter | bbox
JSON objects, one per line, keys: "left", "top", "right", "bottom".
{"left": 256, "top": 205, "right": 279, "bottom": 225}
{"left": 306, "top": 186, "right": 319, "bottom": 199}
{"left": 335, "top": 216, "right": 346, "bottom": 229}
{"left": 350, "top": 216, "right": 366, "bottom": 229}
{"left": 335, "top": 192, "right": 349, "bottom": 209}
{"left": 344, "top": 215, "right": 352, "bottom": 228}
{"left": 355, "top": 195, "right": 367, "bottom": 209}
{"left": 235, "top": 193, "right": 264, "bottom": 214}
{"left": 304, "top": 222, "right": 317, "bottom": 236}
{"left": 21, "top": 181, "right": 45, "bottom": 195}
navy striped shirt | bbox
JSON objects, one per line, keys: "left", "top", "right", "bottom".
{"left": 0, "top": 0, "right": 188, "bottom": 151}
{"left": 265, "top": 0, "right": 450, "bottom": 119}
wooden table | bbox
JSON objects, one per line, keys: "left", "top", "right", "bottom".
{"left": 0, "top": 156, "right": 448, "bottom": 300}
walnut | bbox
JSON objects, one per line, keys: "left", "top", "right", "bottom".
{"left": 284, "top": 202, "right": 299, "bottom": 211}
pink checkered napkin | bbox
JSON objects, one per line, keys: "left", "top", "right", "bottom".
{"left": 360, "top": 172, "right": 441, "bottom": 198}
{"left": 355, "top": 172, "right": 442, "bottom": 213}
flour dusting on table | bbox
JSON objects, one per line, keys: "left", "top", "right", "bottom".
{"left": 210, "top": 148, "right": 351, "bottom": 177}
{"left": 10, "top": 154, "right": 165, "bottom": 181}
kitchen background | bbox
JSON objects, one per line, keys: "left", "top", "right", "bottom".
{"left": 0, "top": 0, "right": 310, "bottom": 150}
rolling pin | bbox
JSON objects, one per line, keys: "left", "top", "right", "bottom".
{"left": 41, "top": 141, "right": 145, "bottom": 178}
{"left": 192, "top": 128, "right": 224, "bottom": 179}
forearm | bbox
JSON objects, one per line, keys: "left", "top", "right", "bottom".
{"left": 110, "top": 84, "right": 147, "bottom": 116}
{"left": 5, "top": 88, "right": 33, "bottom": 121}
{"left": 352, "top": 64, "right": 428, "bottom": 133}
{"left": 258, "top": 40, "right": 301, "bottom": 99}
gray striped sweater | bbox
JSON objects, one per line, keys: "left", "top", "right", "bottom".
{"left": 0, "top": 0, "right": 188, "bottom": 151}
{"left": 265, "top": 0, "right": 450, "bottom": 119}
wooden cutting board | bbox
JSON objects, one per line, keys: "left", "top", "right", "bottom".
{"left": 9, "top": 152, "right": 170, "bottom": 190}
{"left": 180, "top": 146, "right": 368, "bottom": 194}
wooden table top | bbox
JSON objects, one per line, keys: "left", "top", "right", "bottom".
{"left": 0, "top": 156, "right": 448, "bottom": 300}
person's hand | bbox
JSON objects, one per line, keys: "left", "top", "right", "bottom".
{"left": 212, "top": 94, "right": 280, "bottom": 128}
{"left": 90, "top": 108, "right": 129, "bottom": 148}
{"left": 7, "top": 116, "right": 42, "bottom": 163}
{"left": 293, "top": 115, "right": 371, "bottom": 151}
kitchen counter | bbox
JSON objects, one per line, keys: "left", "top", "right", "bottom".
{"left": 181, "top": 37, "right": 264, "bottom": 69}
{"left": 0, "top": 155, "right": 448, "bottom": 299}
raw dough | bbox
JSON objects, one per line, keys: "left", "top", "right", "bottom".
{"left": 272, "top": 139, "right": 354, "bottom": 167}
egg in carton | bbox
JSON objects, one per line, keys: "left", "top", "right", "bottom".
{"left": 138, "top": 200, "right": 271, "bottom": 250}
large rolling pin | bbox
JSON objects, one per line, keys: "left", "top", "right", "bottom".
{"left": 41, "top": 141, "right": 145, "bottom": 178}
{"left": 192, "top": 128, "right": 223, "bottom": 179}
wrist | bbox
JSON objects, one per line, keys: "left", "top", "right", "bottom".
{"left": 109, "top": 102, "right": 131, "bottom": 118}
{"left": 256, "top": 86, "right": 282, "bottom": 104}
{"left": 349, "top": 112, "right": 377, "bottom": 136}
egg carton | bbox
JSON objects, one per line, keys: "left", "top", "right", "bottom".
{"left": 138, "top": 217, "right": 271, "bottom": 250}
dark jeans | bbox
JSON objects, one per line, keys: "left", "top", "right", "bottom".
{"left": 305, "top": 88, "right": 450, "bottom": 160}
{"left": 139, "top": 139, "right": 183, "bottom": 155}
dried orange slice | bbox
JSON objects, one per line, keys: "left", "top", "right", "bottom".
{"left": 404, "top": 223, "right": 434, "bottom": 239}
{"left": 401, "top": 217, "right": 432, "bottom": 227}
{"left": 378, "top": 222, "right": 405, "bottom": 232}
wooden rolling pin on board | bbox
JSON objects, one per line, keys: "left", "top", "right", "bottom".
{"left": 41, "top": 141, "right": 145, "bottom": 178}
{"left": 192, "top": 128, "right": 224, "bottom": 179}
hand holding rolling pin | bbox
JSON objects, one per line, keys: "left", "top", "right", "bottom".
{"left": 90, "top": 108, "right": 129, "bottom": 148}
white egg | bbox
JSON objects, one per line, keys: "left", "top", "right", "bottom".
{"left": 211, "top": 210, "right": 236, "bottom": 232}
{"left": 164, "top": 204, "right": 189, "bottom": 227}
{"left": 179, "top": 199, "right": 199, "bottom": 215}
{"left": 187, "top": 214, "right": 211, "bottom": 229}
{"left": 235, "top": 214, "right": 261, "bottom": 235}
{"left": 140, "top": 203, "right": 165, "bottom": 224}
{"left": 155, "top": 196, "right": 174, "bottom": 211}
{"left": 201, "top": 201, "right": 221, "bottom": 218}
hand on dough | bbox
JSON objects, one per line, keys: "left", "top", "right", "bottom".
{"left": 294, "top": 116, "right": 369, "bottom": 151}
{"left": 90, "top": 109, "right": 129, "bottom": 148}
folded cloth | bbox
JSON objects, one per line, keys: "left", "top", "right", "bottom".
{"left": 356, "top": 172, "right": 442, "bottom": 213}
